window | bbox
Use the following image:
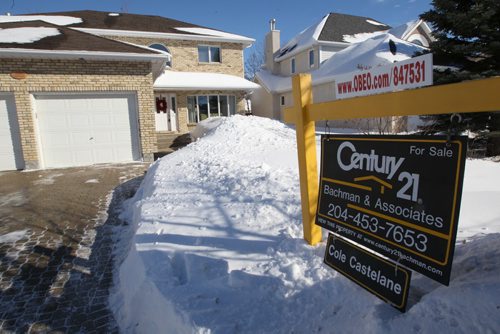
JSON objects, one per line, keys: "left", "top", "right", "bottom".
{"left": 291, "top": 58, "right": 296, "bottom": 74}
{"left": 309, "top": 50, "right": 315, "bottom": 68}
{"left": 187, "top": 96, "right": 197, "bottom": 123}
{"left": 198, "top": 45, "right": 221, "bottom": 63}
{"left": 280, "top": 96, "right": 285, "bottom": 106}
{"left": 149, "top": 43, "right": 172, "bottom": 67}
{"left": 187, "top": 95, "right": 236, "bottom": 123}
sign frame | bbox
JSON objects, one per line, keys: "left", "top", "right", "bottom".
{"left": 316, "top": 134, "right": 467, "bottom": 285}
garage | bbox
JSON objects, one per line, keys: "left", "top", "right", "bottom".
{"left": 34, "top": 93, "right": 141, "bottom": 168}
{"left": 0, "top": 94, "right": 24, "bottom": 171}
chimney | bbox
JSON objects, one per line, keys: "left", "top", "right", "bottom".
{"left": 265, "top": 18, "right": 280, "bottom": 74}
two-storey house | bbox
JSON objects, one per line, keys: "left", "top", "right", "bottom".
{"left": 252, "top": 13, "right": 433, "bottom": 130}
{"left": 0, "top": 10, "right": 257, "bottom": 170}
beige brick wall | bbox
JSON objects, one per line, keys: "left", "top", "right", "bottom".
{"left": 107, "top": 36, "right": 244, "bottom": 76}
{"left": 172, "top": 90, "right": 246, "bottom": 133}
{"left": 0, "top": 58, "right": 156, "bottom": 169}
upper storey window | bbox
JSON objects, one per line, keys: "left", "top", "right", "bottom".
{"left": 198, "top": 45, "right": 221, "bottom": 63}
{"left": 149, "top": 43, "right": 172, "bottom": 67}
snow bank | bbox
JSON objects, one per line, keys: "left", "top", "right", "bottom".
{"left": 112, "top": 116, "right": 500, "bottom": 333}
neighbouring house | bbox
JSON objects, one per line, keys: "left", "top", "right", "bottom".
{"left": 252, "top": 13, "right": 433, "bottom": 131}
{"left": 0, "top": 10, "right": 258, "bottom": 171}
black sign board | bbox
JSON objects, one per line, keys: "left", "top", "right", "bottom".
{"left": 324, "top": 234, "right": 411, "bottom": 312}
{"left": 316, "top": 135, "right": 466, "bottom": 285}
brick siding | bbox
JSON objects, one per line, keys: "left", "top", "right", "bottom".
{"left": 107, "top": 36, "right": 244, "bottom": 77}
{"left": 0, "top": 58, "right": 156, "bottom": 169}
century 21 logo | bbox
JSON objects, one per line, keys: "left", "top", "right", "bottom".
{"left": 336, "top": 141, "right": 420, "bottom": 202}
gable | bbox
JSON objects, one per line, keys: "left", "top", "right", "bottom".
{"left": 318, "top": 13, "right": 391, "bottom": 43}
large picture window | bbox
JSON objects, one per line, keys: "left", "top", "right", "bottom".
{"left": 187, "top": 95, "right": 236, "bottom": 123}
{"left": 198, "top": 45, "right": 221, "bottom": 63}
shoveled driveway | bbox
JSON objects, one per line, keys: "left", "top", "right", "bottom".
{"left": 0, "top": 163, "right": 147, "bottom": 333}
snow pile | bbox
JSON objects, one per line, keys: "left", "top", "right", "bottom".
{"left": 112, "top": 116, "right": 500, "bottom": 333}
{"left": 0, "top": 15, "right": 82, "bottom": 26}
{"left": 0, "top": 27, "right": 60, "bottom": 44}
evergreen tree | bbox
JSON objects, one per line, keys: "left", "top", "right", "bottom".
{"left": 419, "top": 0, "right": 500, "bottom": 155}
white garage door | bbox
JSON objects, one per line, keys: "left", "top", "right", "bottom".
{"left": 35, "top": 93, "right": 141, "bottom": 168}
{"left": 0, "top": 94, "right": 24, "bottom": 171}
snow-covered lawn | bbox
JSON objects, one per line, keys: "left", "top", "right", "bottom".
{"left": 111, "top": 116, "right": 500, "bottom": 333}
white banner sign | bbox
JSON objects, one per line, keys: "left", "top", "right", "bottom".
{"left": 334, "top": 53, "right": 433, "bottom": 100}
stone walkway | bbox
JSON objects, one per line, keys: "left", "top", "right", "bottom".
{"left": 0, "top": 164, "right": 147, "bottom": 333}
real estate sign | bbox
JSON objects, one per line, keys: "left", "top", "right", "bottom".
{"left": 316, "top": 135, "right": 467, "bottom": 285}
{"left": 334, "top": 53, "right": 433, "bottom": 100}
{"left": 324, "top": 234, "right": 411, "bottom": 312}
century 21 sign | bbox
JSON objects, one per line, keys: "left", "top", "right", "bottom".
{"left": 316, "top": 135, "right": 467, "bottom": 285}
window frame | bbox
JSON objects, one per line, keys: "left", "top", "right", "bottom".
{"left": 291, "top": 58, "right": 296, "bottom": 74}
{"left": 309, "top": 49, "right": 315, "bottom": 68}
{"left": 198, "top": 45, "right": 222, "bottom": 63}
{"left": 187, "top": 94, "right": 236, "bottom": 123}
{"left": 280, "top": 95, "right": 285, "bottom": 106}
{"left": 149, "top": 43, "right": 172, "bottom": 67}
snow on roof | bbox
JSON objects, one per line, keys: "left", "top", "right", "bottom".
{"left": 174, "top": 27, "right": 254, "bottom": 43}
{"left": 274, "top": 15, "right": 329, "bottom": 62}
{"left": 255, "top": 70, "right": 293, "bottom": 94}
{"left": 389, "top": 19, "right": 420, "bottom": 40}
{"left": 0, "top": 27, "right": 60, "bottom": 44}
{"left": 258, "top": 33, "right": 425, "bottom": 93}
{"left": 366, "top": 19, "right": 387, "bottom": 26}
{"left": 342, "top": 30, "right": 386, "bottom": 43}
{"left": 316, "top": 33, "right": 425, "bottom": 77}
{"left": 0, "top": 15, "right": 82, "bottom": 26}
{"left": 154, "top": 70, "right": 260, "bottom": 91}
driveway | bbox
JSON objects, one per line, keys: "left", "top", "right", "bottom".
{"left": 0, "top": 163, "right": 148, "bottom": 333}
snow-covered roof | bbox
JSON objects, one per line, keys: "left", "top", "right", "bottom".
{"left": 0, "top": 15, "right": 82, "bottom": 26}
{"left": 0, "top": 27, "right": 60, "bottom": 44}
{"left": 389, "top": 19, "right": 420, "bottom": 40}
{"left": 275, "top": 13, "right": 392, "bottom": 62}
{"left": 275, "top": 15, "right": 329, "bottom": 62}
{"left": 174, "top": 27, "right": 253, "bottom": 43}
{"left": 7, "top": 10, "right": 254, "bottom": 46}
{"left": 154, "top": 70, "right": 260, "bottom": 91}
{"left": 258, "top": 33, "right": 426, "bottom": 93}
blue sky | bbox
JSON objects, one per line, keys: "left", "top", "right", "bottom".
{"left": 1, "top": 0, "right": 432, "bottom": 55}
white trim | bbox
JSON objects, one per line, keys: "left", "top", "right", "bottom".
{"left": 318, "top": 40, "right": 351, "bottom": 47}
{"left": 32, "top": 91, "right": 142, "bottom": 168}
{"left": 0, "top": 48, "right": 168, "bottom": 61}
{"left": 72, "top": 27, "right": 255, "bottom": 47}
{"left": 198, "top": 44, "right": 221, "bottom": 64}
{"left": 408, "top": 34, "right": 429, "bottom": 47}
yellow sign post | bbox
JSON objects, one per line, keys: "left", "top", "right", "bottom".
{"left": 286, "top": 75, "right": 500, "bottom": 245}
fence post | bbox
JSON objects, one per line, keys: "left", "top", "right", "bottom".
{"left": 292, "top": 74, "right": 322, "bottom": 245}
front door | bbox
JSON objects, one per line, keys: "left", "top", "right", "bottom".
{"left": 155, "top": 93, "right": 177, "bottom": 132}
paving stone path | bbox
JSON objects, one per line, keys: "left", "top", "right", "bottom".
{"left": 0, "top": 164, "right": 147, "bottom": 333}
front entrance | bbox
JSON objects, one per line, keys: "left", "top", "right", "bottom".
{"left": 155, "top": 93, "right": 177, "bottom": 132}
